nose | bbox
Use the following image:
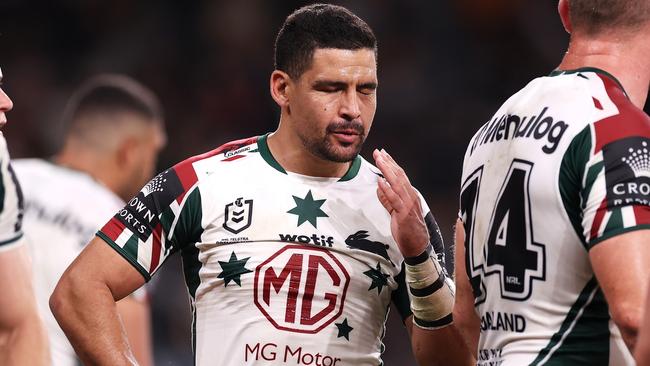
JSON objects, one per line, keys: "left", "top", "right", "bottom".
{"left": 340, "top": 89, "right": 361, "bottom": 121}
{"left": 0, "top": 89, "right": 13, "bottom": 113}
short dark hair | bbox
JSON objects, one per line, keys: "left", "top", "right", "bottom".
{"left": 274, "top": 3, "right": 377, "bottom": 79}
{"left": 64, "top": 74, "right": 163, "bottom": 132}
{"left": 569, "top": 0, "right": 650, "bottom": 35}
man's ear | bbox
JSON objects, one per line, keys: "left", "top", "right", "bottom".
{"left": 558, "top": 0, "right": 572, "bottom": 34}
{"left": 270, "top": 70, "right": 291, "bottom": 109}
{"left": 115, "top": 136, "right": 139, "bottom": 170}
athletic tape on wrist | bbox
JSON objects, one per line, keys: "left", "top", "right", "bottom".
{"left": 405, "top": 249, "right": 454, "bottom": 329}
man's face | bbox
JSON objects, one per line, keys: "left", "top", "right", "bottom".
{"left": 287, "top": 48, "right": 377, "bottom": 162}
{"left": 0, "top": 68, "right": 14, "bottom": 130}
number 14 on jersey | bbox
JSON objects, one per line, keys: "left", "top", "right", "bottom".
{"left": 460, "top": 159, "right": 546, "bottom": 304}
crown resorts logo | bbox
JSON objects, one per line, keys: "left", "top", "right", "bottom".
{"left": 142, "top": 171, "right": 168, "bottom": 197}
{"left": 621, "top": 141, "right": 650, "bottom": 178}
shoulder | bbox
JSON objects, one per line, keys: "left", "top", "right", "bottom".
{"left": 169, "top": 135, "right": 261, "bottom": 191}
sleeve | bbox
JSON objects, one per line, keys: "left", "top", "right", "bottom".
{"left": 560, "top": 108, "right": 650, "bottom": 249}
{"left": 97, "top": 162, "right": 204, "bottom": 281}
{"left": 0, "top": 136, "right": 25, "bottom": 250}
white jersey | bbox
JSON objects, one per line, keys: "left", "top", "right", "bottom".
{"left": 99, "top": 134, "right": 451, "bottom": 366}
{"left": 0, "top": 132, "right": 25, "bottom": 252}
{"left": 460, "top": 68, "right": 650, "bottom": 365}
{"left": 14, "top": 159, "right": 127, "bottom": 366}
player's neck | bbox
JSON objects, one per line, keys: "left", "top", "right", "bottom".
{"left": 558, "top": 32, "right": 650, "bottom": 108}
{"left": 55, "top": 145, "right": 119, "bottom": 193}
{"left": 266, "top": 129, "right": 351, "bottom": 178}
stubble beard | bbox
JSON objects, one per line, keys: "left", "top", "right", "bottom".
{"left": 299, "top": 121, "right": 366, "bottom": 163}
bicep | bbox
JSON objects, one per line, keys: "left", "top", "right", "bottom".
{"left": 60, "top": 236, "right": 146, "bottom": 301}
{"left": 589, "top": 229, "right": 650, "bottom": 346}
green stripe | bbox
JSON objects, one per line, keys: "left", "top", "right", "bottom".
{"left": 96, "top": 232, "right": 151, "bottom": 281}
{"left": 0, "top": 233, "right": 23, "bottom": 246}
{"left": 257, "top": 133, "right": 363, "bottom": 181}
{"left": 338, "top": 155, "right": 362, "bottom": 181}
{"left": 531, "top": 278, "right": 609, "bottom": 365}
{"left": 583, "top": 161, "right": 603, "bottom": 207}
{"left": 559, "top": 126, "right": 592, "bottom": 247}
{"left": 257, "top": 133, "right": 287, "bottom": 174}
{"left": 604, "top": 208, "right": 623, "bottom": 235}
{"left": 179, "top": 189, "right": 204, "bottom": 298}
{"left": 589, "top": 224, "right": 650, "bottom": 248}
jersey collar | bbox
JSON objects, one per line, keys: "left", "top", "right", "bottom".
{"left": 257, "top": 133, "right": 362, "bottom": 182}
{"left": 549, "top": 67, "right": 628, "bottom": 99}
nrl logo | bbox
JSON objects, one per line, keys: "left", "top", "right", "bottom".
{"left": 223, "top": 197, "right": 253, "bottom": 234}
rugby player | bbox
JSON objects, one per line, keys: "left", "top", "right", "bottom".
{"left": 50, "top": 4, "right": 472, "bottom": 365}
{"left": 0, "top": 67, "right": 49, "bottom": 365}
{"left": 15, "top": 75, "right": 165, "bottom": 366}
{"left": 454, "top": 0, "right": 650, "bottom": 364}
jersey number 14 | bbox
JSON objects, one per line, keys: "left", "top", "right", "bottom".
{"left": 460, "top": 159, "right": 546, "bottom": 304}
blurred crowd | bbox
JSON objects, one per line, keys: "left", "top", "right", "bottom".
{"left": 2, "top": 1, "right": 638, "bottom": 364}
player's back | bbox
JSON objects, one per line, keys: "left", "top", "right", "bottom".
{"left": 460, "top": 68, "right": 650, "bottom": 365}
{"left": 13, "top": 158, "right": 124, "bottom": 366}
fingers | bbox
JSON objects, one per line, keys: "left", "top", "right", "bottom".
{"left": 373, "top": 148, "right": 419, "bottom": 212}
{"left": 376, "top": 184, "right": 394, "bottom": 213}
{"left": 377, "top": 176, "right": 403, "bottom": 213}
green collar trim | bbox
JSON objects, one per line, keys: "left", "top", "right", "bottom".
{"left": 257, "top": 133, "right": 286, "bottom": 174}
{"left": 256, "top": 133, "right": 362, "bottom": 181}
{"left": 338, "top": 155, "right": 362, "bottom": 182}
{"left": 549, "top": 67, "right": 628, "bottom": 97}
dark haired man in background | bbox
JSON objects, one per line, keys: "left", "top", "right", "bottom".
{"left": 454, "top": 0, "right": 650, "bottom": 364}
{"left": 0, "top": 67, "right": 49, "bottom": 365}
{"left": 51, "top": 4, "right": 471, "bottom": 365}
{"left": 15, "top": 74, "right": 165, "bottom": 366}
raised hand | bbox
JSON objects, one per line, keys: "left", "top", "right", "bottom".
{"left": 373, "top": 148, "right": 429, "bottom": 257}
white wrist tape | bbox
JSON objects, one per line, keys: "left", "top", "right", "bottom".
{"left": 405, "top": 250, "right": 455, "bottom": 329}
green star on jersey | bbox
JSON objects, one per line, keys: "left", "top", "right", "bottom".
{"left": 218, "top": 251, "right": 253, "bottom": 287}
{"left": 335, "top": 318, "right": 353, "bottom": 341}
{"left": 287, "top": 190, "right": 328, "bottom": 228}
{"left": 364, "top": 263, "right": 390, "bottom": 295}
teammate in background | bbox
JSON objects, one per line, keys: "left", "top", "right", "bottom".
{"left": 453, "top": 0, "right": 650, "bottom": 364}
{"left": 14, "top": 75, "right": 166, "bottom": 366}
{"left": 50, "top": 4, "right": 472, "bottom": 366}
{"left": 0, "top": 67, "right": 49, "bottom": 365}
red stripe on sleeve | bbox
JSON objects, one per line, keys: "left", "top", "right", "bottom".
{"left": 633, "top": 205, "right": 650, "bottom": 226}
{"left": 149, "top": 223, "right": 163, "bottom": 273}
{"left": 590, "top": 199, "right": 608, "bottom": 240}
{"left": 100, "top": 217, "right": 126, "bottom": 242}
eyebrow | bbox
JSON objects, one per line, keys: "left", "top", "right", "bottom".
{"left": 312, "top": 80, "right": 378, "bottom": 90}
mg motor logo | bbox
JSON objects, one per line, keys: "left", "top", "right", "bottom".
{"left": 253, "top": 246, "right": 350, "bottom": 333}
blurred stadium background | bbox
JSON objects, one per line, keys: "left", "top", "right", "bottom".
{"left": 2, "top": 1, "right": 646, "bottom": 364}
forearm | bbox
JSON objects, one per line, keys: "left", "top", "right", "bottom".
{"left": 410, "top": 322, "right": 475, "bottom": 366}
{"left": 117, "top": 297, "right": 153, "bottom": 366}
{"left": 50, "top": 275, "right": 137, "bottom": 366}
{"left": 0, "top": 245, "right": 49, "bottom": 366}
